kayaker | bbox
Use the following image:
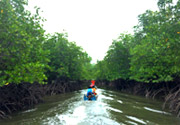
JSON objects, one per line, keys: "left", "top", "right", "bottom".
{"left": 90, "top": 80, "right": 97, "bottom": 95}
{"left": 87, "top": 85, "right": 93, "bottom": 99}
{"left": 84, "top": 80, "right": 98, "bottom": 101}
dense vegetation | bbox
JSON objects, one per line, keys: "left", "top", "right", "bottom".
{"left": 0, "top": 0, "right": 93, "bottom": 87}
{"left": 95, "top": 0, "right": 180, "bottom": 83}
{"left": 94, "top": 0, "right": 180, "bottom": 117}
{"left": 0, "top": 0, "right": 94, "bottom": 119}
{"left": 1, "top": 0, "right": 180, "bottom": 119}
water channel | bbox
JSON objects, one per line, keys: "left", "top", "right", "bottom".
{"left": 0, "top": 89, "right": 180, "bottom": 125}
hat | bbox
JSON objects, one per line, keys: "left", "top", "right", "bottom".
{"left": 91, "top": 80, "right": 95, "bottom": 84}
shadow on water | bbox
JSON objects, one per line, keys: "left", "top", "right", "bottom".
{"left": 0, "top": 89, "right": 180, "bottom": 125}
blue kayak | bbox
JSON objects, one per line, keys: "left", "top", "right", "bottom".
{"left": 84, "top": 94, "right": 97, "bottom": 101}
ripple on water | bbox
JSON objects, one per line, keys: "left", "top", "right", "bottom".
{"left": 21, "top": 108, "right": 37, "bottom": 113}
{"left": 107, "top": 94, "right": 114, "bottom": 97}
{"left": 100, "top": 95, "right": 114, "bottom": 100}
{"left": 132, "top": 106, "right": 141, "bottom": 109}
{"left": 144, "top": 107, "right": 171, "bottom": 115}
{"left": 106, "top": 107, "right": 123, "bottom": 113}
{"left": 126, "top": 116, "right": 147, "bottom": 124}
{"left": 125, "top": 121, "right": 138, "bottom": 125}
{"left": 117, "top": 100, "right": 123, "bottom": 104}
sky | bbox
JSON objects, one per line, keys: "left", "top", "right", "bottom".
{"left": 27, "top": 0, "right": 158, "bottom": 63}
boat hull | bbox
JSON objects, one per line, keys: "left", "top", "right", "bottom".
{"left": 84, "top": 94, "right": 97, "bottom": 101}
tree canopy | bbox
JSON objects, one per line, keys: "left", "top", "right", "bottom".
{"left": 95, "top": 0, "right": 180, "bottom": 83}
{"left": 0, "top": 0, "right": 93, "bottom": 86}
{"left": 1, "top": 0, "right": 180, "bottom": 86}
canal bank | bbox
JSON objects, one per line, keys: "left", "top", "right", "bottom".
{"left": 0, "top": 80, "right": 86, "bottom": 120}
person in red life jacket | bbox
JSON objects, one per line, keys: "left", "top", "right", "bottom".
{"left": 90, "top": 80, "right": 97, "bottom": 95}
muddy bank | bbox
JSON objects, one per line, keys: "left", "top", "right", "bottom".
{"left": 96, "top": 79, "right": 180, "bottom": 117}
{"left": 0, "top": 79, "right": 84, "bottom": 120}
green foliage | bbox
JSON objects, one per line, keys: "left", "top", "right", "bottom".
{"left": 94, "top": 60, "right": 109, "bottom": 80}
{"left": 43, "top": 33, "right": 92, "bottom": 81}
{"left": 130, "top": 1, "right": 180, "bottom": 83}
{"left": 81, "top": 63, "right": 95, "bottom": 80}
{"left": 95, "top": 0, "right": 180, "bottom": 83}
{"left": 0, "top": 0, "right": 47, "bottom": 86}
{"left": 2, "top": 0, "right": 180, "bottom": 86}
{"left": 0, "top": 0, "right": 92, "bottom": 86}
{"left": 94, "top": 33, "right": 132, "bottom": 81}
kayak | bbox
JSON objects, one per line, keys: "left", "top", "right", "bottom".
{"left": 84, "top": 94, "right": 98, "bottom": 101}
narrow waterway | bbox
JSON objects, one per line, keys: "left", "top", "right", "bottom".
{"left": 1, "top": 89, "right": 180, "bottom": 125}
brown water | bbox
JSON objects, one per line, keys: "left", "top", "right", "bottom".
{"left": 0, "top": 89, "right": 180, "bottom": 125}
